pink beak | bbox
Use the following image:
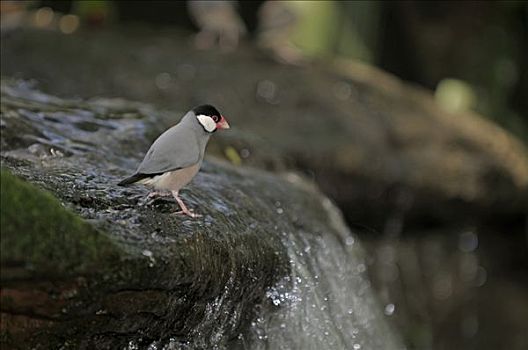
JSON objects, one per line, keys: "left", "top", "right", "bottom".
{"left": 216, "top": 115, "right": 230, "bottom": 130}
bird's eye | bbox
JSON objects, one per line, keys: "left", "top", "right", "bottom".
{"left": 212, "top": 115, "right": 219, "bottom": 122}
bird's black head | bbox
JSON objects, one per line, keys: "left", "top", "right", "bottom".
{"left": 193, "top": 104, "right": 221, "bottom": 120}
{"left": 192, "top": 104, "right": 230, "bottom": 132}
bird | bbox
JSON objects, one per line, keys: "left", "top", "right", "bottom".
{"left": 118, "top": 104, "right": 230, "bottom": 217}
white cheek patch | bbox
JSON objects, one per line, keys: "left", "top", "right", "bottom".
{"left": 196, "top": 114, "right": 216, "bottom": 132}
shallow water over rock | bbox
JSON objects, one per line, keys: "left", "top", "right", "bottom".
{"left": 0, "top": 80, "right": 402, "bottom": 349}
{"left": 2, "top": 28, "right": 527, "bottom": 231}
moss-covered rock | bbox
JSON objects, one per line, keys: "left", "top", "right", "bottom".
{"left": 0, "top": 81, "right": 401, "bottom": 349}
{"left": 1, "top": 169, "right": 119, "bottom": 275}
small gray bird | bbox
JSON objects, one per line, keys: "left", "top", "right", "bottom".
{"left": 118, "top": 104, "right": 230, "bottom": 217}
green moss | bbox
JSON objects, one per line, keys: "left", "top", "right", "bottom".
{"left": 0, "top": 169, "right": 120, "bottom": 276}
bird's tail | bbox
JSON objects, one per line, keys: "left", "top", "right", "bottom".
{"left": 117, "top": 173, "right": 149, "bottom": 186}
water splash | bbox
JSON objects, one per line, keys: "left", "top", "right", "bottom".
{"left": 1, "top": 80, "right": 402, "bottom": 349}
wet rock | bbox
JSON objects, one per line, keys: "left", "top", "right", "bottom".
{"left": 1, "top": 28, "right": 527, "bottom": 228}
{"left": 0, "top": 81, "right": 402, "bottom": 349}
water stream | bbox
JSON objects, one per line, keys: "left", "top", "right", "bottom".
{"left": 1, "top": 80, "right": 402, "bottom": 349}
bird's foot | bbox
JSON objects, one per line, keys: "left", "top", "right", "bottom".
{"left": 172, "top": 209, "right": 202, "bottom": 218}
{"left": 171, "top": 190, "right": 201, "bottom": 218}
{"left": 141, "top": 191, "right": 170, "bottom": 206}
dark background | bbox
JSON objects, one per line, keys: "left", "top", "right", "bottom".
{"left": 1, "top": 1, "right": 527, "bottom": 349}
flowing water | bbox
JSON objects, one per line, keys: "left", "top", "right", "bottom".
{"left": 1, "top": 80, "right": 402, "bottom": 349}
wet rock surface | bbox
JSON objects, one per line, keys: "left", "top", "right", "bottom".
{"left": 3, "top": 25, "right": 528, "bottom": 350}
{"left": 1, "top": 28, "right": 527, "bottom": 228}
{"left": 0, "top": 80, "right": 402, "bottom": 349}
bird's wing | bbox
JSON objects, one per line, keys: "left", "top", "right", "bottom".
{"left": 136, "top": 124, "right": 200, "bottom": 175}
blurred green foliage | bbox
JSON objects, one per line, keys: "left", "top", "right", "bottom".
{"left": 263, "top": 1, "right": 528, "bottom": 142}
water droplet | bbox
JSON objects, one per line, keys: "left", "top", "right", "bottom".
{"left": 142, "top": 250, "right": 156, "bottom": 267}
{"left": 256, "top": 80, "right": 278, "bottom": 104}
{"left": 475, "top": 266, "right": 487, "bottom": 287}
{"left": 276, "top": 207, "right": 284, "bottom": 214}
{"left": 50, "top": 148, "right": 64, "bottom": 157}
{"left": 240, "top": 148, "right": 250, "bottom": 158}
{"left": 142, "top": 249, "right": 153, "bottom": 257}
{"left": 147, "top": 342, "right": 159, "bottom": 350}
{"left": 34, "top": 7, "right": 54, "bottom": 27}
{"left": 333, "top": 81, "right": 352, "bottom": 100}
{"left": 459, "top": 231, "right": 478, "bottom": 252}
{"left": 128, "top": 340, "right": 139, "bottom": 350}
{"left": 59, "top": 14, "right": 80, "bottom": 34}
{"left": 384, "top": 303, "right": 395, "bottom": 316}
{"left": 460, "top": 254, "right": 478, "bottom": 282}
{"left": 345, "top": 236, "right": 355, "bottom": 246}
{"left": 155, "top": 72, "right": 172, "bottom": 90}
{"left": 353, "top": 343, "right": 361, "bottom": 350}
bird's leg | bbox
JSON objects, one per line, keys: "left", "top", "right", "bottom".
{"left": 171, "top": 191, "right": 201, "bottom": 218}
